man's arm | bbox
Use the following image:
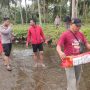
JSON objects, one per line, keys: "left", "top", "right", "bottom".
{"left": 56, "top": 45, "right": 66, "bottom": 60}
{"left": 26, "top": 29, "right": 31, "bottom": 47}
{"left": 56, "top": 32, "right": 67, "bottom": 60}
{"left": 0, "top": 26, "right": 12, "bottom": 34}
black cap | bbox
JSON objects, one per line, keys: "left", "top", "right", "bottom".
{"left": 72, "top": 18, "right": 81, "bottom": 27}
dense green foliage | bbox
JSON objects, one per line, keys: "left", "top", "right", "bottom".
{"left": 13, "top": 24, "right": 90, "bottom": 44}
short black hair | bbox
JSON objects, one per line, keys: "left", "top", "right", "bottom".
{"left": 3, "top": 17, "right": 10, "bottom": 21}
{"left": 30, "top": 18, "right": 36, "bottom": 24}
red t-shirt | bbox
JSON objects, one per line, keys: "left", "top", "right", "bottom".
{"left": 57, "top": 30, "right": 87, "bottom": 56}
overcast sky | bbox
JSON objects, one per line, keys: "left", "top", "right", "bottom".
{"left": 21, "top": 0, "right": 32, "bottom": 7}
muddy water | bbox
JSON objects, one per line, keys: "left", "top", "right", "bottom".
{"left": 0, "top": 45, "right": 90, "bottom": 90}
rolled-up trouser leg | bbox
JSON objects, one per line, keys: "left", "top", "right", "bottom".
{"left": 65, "top": 67, "right": 77, "bottom": 90}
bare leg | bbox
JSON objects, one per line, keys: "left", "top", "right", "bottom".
{"left": 39, "top": 51, "right": 43, "bottom": 64}
{"left": 3, "top": 56, "right": 10, "bottom": 65}
{"left": 1, "top": 53, "right": 10, "bottom": 66}
{"left": 39, "top": 51, "right": 45, "bottom": 67}
{"left": 33, "top": 52, "right": 38, "bottom": 67}
{"left": 3, "top": 55, "right": 12, "bottom": 71}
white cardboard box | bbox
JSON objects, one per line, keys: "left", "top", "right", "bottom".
{"left": 73, "top": 52, "right": 90, "bottom": 66}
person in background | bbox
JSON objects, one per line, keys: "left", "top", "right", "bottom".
{"left": 64, "top": 15, "right": 71, "bottom": 29}
{"left": 0, "top": 17, "right": 13, "bottom": 71}
{"left": 54, "top": 15, "right": 61, "bottom": 29}
{"left": 56, "top": 18, "right": 90, "bottom": 90}
{"left": 26, "top": 19, "right": 46, "bottom": 67}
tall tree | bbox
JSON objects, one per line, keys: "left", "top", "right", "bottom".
{"left": 72, "top": 0, "right": 78, "bottom": 18}
{"left": 19, "top": 0, "right": 24, "bottom": 24}
{"left": 38, "top": 0, "right": 42, "bottom": 25}
{"left": 0, "top": 0, "right": 16, "bottom": 17}
{"left": 25, "top": 0, "right": 28, "bottom": 23}
{"left": 14, "top": 0, "right": 17, "bottom": 23}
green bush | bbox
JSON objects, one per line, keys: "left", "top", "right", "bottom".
{"left": 13, "top": 23, "right": 90, "bottom": 43}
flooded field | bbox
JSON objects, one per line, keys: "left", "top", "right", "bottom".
{"left": 0, "top": 45, "right": 90, "bottom": 90}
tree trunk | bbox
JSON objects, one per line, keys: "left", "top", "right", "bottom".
{"left": 14, "top": 4, "right": 17, "bottom": 24}
{"left": 14, "top": 0, "right": 18, "bottom": 24}
{"left": 8, "top": 3, "right": 10, "bottom": 17}
{"left": 72, "top": 0, "right": 78, "bottom": 18}
{"left": 83, "top": 0, "right": 85, "bottom": 17}
{"left": 43, "top": 0, "right": 46, "bottom": 23}
{"left": 85, "top": 4, "right": 88, "bottom": 22}
{"left": 38, "top": 0, "right": 42, "bottom": 25}
{"left": 70, "top": 0, "right": 72, "bottom": 18}
{"left": 25, "top": 0, "right": 28, "bottom": 24}
{"left": 32, "top": 0, "right": 35, "bottom": 11}
{"left": 76, "top": 0, "right": 78, "bottom": 17}
{"left": 19, "top": 0, "right": 24, "bottom": 24}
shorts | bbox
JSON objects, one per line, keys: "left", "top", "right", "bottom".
{"left": 32, "top": 43, "right": 43, "bottom": 52}
{"left": 2, "top": 43, "right": 12, "bottom": 56}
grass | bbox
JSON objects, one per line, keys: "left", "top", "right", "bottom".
{"left": 81, "top": 25, "right": 90, "bottom": 41}
{"left": 13, "top": 23, "right": 90, "bottom": 44}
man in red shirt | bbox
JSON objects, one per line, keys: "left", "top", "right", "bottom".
{"left": 26, "top": 19, "right": 46, "bottom": 67}
{"left": 57, "top": 18, "right": 90, "bottom": 90}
